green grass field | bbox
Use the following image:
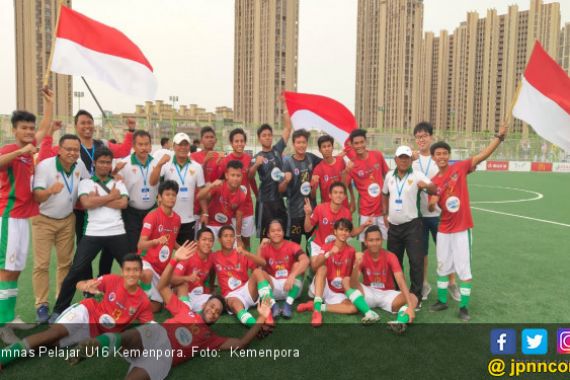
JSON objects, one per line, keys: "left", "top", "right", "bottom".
{"left": 3, "top": 171, "right": 570, "bottom": 379}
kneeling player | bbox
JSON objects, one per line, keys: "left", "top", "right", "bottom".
{"left": 351, "top": 226, "right": 417, "bottom": 333}
{"left": 0, "top": 254, "right": 153, "bottom": 369}
{"left": 258, "top": 220, "right": 309, "bottom": 319}
{"left": 172, "top": 227, "right": 215, "bottom": 312}
{"left": 210, "top": 226, "right": 275, "bottom": 326}
{"left": 76, "top": 242, "right": 272, "bottom": 380}
{"left": 297, "top": 218, "right": 379, "bottom": 327}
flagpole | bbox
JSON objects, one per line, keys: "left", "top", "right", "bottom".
{"left": 81, "top": 76, "right": 120, "bottom": 141}
{"left": 43, "top": 0, "right": 65, "bottom": 87}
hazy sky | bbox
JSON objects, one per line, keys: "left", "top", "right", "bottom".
{"left": 0, "top": 0, "right": 568, "bottom": 115}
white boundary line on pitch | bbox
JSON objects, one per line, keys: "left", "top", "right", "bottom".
{"left": 472, "top": 207, "right": 570, "bottom": 228}
{"left": 470, "top": 184, "right": 544, "bottom": 204}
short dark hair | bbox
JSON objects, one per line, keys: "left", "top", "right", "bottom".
{"left": 430, "top": 141, "right": 451, "bottom": 156}
{"left": 11, "top": 110, "right": 36, "bottom": 128}
{"left": 317, "top": 135, "right": 334, "bottom": 149}
{"left": 334, "top": 218, "right": 353, "bottom": 232}
{"left": 206, "top": 294, "right": 227, "bottom": 316}
{"left": 226, "top": 160, "right": 244, "bottom": 171}
{"left": 74, "top": 109, "right": 94, "bottom": 125}
{"left": 160, "top": 137, "right": 170, "bottom": 147}
{"left": 158, "top": 180, "right": 179, "bottom": 195}
{"left": 364, "top": 225, "right": 382, "bottom": 240}
{"left": 292, "top": 129, "right": 310, "bottom": 142}
{"left": 229, "top": 128, "right": 247, "bottom": 143}
{"left": 349, "top": 129, "right": 367, "bottom": 143}
{"left": 93, "top": 147, "right": 114, "bottom": 161}
{"left": 267, "top": 219, "right": 285, "bottom": 237}
{"left": 197, "top": 227, "right": 215, "bottom": 240}
{"left": 190, "top": 145, "right": 198, "bottom": 153}
{"left": 121, "top": 253, "right": 143, "bottom": 269}
{"left": 219, "top": 225, "right": 235, "bottom": 238}
{"left": 200, "top": 126, "right": 216, "bottom": 138}
{"left": 413, "top": 122, "right": 433, "bottom": 136}
{"left": 133, "top": 130, "right": 151, "bottom": 143}
{"left": 329, "top": 181, "right": 346, "bottom": 194}
{"left": 58, "top": 134, "right": 80, "bottom": 146}
{"left": 193, "top": 139, "right": 200, "bottom": 145}
{"left": 257, "top": 124, "right": 273, "bottom": 137}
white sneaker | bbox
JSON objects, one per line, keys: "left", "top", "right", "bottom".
{"left": 421, "top": 283, "right": 432, "bottom": 301}
{"left": 361, "top": 310, "right": 380, "bottom": 324}
{"left": 448, "top": 284, "right": 461, "bottom": 302}
{"left": 6, "top": 316, "right": 36, "bottom": 330}
{"left": 0, "top": 326, "right": 20, "bottom": 344}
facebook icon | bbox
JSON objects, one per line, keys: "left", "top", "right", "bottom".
{"left": 490, "top": 329, "right": 516, "bottom": 355}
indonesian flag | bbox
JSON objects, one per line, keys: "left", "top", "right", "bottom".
{"left": 513, "top": 41, "right": 570, "bottom": 151}
{"left": 283, "top": 92, "right": 357, "bottom": 144}
{"left": 51, "top": 5, "right": 157, "bottom": 99}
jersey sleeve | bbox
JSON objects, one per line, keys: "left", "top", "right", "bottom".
{"left": 309, "top": 205, "right": 320, "bottom": 226}
{"left": 37, "top": 136, "right": 58, "bottom": 163}
{"left": 173, "top": 261, "right": 188, "bottom": 276}
{"left": 378, "top": 152, "right": 389, "bottom": 177}
{"left": 459, "top": 159, "right": 475, "bottom": 175}
{"left": 387, "top": 253, "right": 403, "bottom": 274}
{"left": 195, "top": 164, "right": 205, "bottom": 188}
{"left": 108, "top": 131, "right": 133, "bottom": 159}
{"left": 117, "top": 181, "right": 129, "bottom": 197}
{"left": 32, "top": 160, "right": 49, "bottom": 190}
{"left": 382, "top": 172, "right": 391, "bottom": 195}
{"left": 96, "top": 274, "right": 112, "bottom": 293}
{"left": 78, "top": 179, "right": 92, "bottom": 197}
{"left": 275, "top": 138, "right": 286, "bottom": 155}
{"left": 140, "top": 212, "right": 155, "bottom": 238}
{"left": 166, "top": 292, "right": 190, "bottom": 315}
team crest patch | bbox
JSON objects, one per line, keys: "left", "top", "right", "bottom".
{"left": 240, "top": 185, "right": 247, "bottom": 194}
{"left": 158, "top": 224, "right": 164, "bottom": 233}
{"left": 75, "top": 172, "right": 80, "bottom": 178}
{"left": 294, "top": 168, "right": 300, "bottom": 175}
{"left": 129, "top": 307, "right": 137, "bottom": 316}
{"left": 175, "top": 327, "right": 193, "bottom": 347}
{"left": 407, "top": 179, "right": 413, "bottom": 185}
{"left": 98, "top": 314, "right": 116, "bottom": 329}
{"left": 322, "top": 217, "right": 329, "bottom": 225}
{"left": 445, "top": 196, "right": 461, "bottom": 213}
{"left": 108, "top": 292, "right": 116, "bottom": 302}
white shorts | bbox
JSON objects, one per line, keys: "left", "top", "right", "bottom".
{"left": 56, "top": 303, "right": 91, "bottom": 347}
{"left": 187, "top": 287, "right": 211, "bottom": 312}
{"left": 359, "top": 215, "right": 388, "bottom": 241}
{"left": 269, "top": 276, "right": 303, "bottom": 301}
{"left": 142, "top": 261, "right": 163, "bottom": 303}
{"left": 225, "top": 281, "right": 256, "bottom": 313}
{"left": 436, "top": 229, "right": 472, "bottom": 281}
{"left": 308, "top": 278, "right": 347, "bottom": 305}
{"left": 126, "top": 323, "right": 172, "bottom": 380}
{"left": 361, "top": 285, "right": 400, "bottom": 313}
{"left": 309, "top": 241, "right": 324, "bottom": 257}
{"left": 0, "top": 217, "right": 30, "bottom": 271}
{"left": 232, "top": 215, "right": 256, "bottom": 238}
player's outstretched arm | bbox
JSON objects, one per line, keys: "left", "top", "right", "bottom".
{"left": 158, "top": 241, "right": 196, "bottom": 304}
{"left": 218, "top": 297, "right": 271, "bottom": 350}
{"left": 237, "top": 246, "right": 266, "bottom": 267}
{"left": 471, "top": 121, "right": 508, "bottom": 168}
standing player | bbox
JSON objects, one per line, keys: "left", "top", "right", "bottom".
{"left": 219, "top": 128, "right": 258, "bottom": 250}
{"left": 137, "top": 180, "right": 181, "bottom": 312}
{"left": 350, "top": 226, "right": 418, "bottom": 333}
{"left": 258, "top": 220, "right": 309, "bottom": 319}
{"left": 412, "top": 122, "right": 459, "bottom": 301}
{"left": 428, "top": 124, "right": 508, "bottom": 321}
{"left": 279, "top": 129, "right": 322, "bottom": 245}
{"left": 345, "top": 129, "right": 390, "bottom": 247}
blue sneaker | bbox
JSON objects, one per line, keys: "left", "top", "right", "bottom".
{"left": 48, "top": 312, "right": 60, "bottom": 325}
{"left": 271, "top": 303, "right": 281, "bottom": 319}
{"left": 282, "top": 302, "right": 293, "bottom": 319}
{"left": 36, "top": 305, "right": 50, "bottom": 324}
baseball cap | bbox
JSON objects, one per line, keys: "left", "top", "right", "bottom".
{"left": 173, "top": 132, "right": 191, "bottom": 145}
{"left": 395, "top": 145, "right": 413, "bottom": 157}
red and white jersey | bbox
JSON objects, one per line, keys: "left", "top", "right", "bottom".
{"left": 210, "top": 249, "right": 256, "bottom": 297}
{"left": 207, "top": 181, "right": 247, "bottom": 227}
{"left": 313, "top": 157, "right": 348, "bottom": 206}
{"left": 321, "top": 242, "right": 355, "bottom": 294}
{"left": 348, "top": 150, "right": 389, "bottom": 217}
{"left": 260, "top": 240, "right": 304, "bottom": 279}
{"left": 164, "top": 296, "right": 226, "bottom": 367}
{"left": 359, "top": 249, "right": 402, "bottom": 291}
{"left": 310, "top": 203, "right": 352, "bottom": 246}
{"left": 174, "top": 253, "right": 213, "bottom": 292}
{"left": 81, "top": 274, "right": 153, "bottom": 337}
{"left": 0, "top": 144, "right": 39, "bottom": 218}
{"left": 191, "top": 150, "right": 222, "bottom": 215}
{"left": 139, "top": 207, "right": 181, "bottom": 274}
{"left": 219, "top": 153, "right": 255, "bottom": 216}
{"left": 431, "top": 159, "right": 474, "bottom": 233}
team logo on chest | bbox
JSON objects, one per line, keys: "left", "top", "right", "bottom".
{"left": 108, "top": 292, "right": 116, "bottom": 302}
{"left": 175, "top": 327, "right": 193, "bottom": 347}
{"left": 445, "top": 196, "right": 461, "bottom": 213}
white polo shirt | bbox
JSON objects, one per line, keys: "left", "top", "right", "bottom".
{"left": 33, "top": 157, "right": 89, "bottom": 219}
{"left": 412, "top": 154, "right": 441, "bottom": 217}
{"left": 160, "top": 157, "right": 205, "bottom": 224}
{"left": 382, "top": 168, "right": 431, "bottom": 226}
{"left": 78, "top": 176, "right": 129, "bottom": 236}
{"left": 116, "top": 154, "right": 158, "bottom": 210}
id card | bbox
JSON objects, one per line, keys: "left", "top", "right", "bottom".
{"left": 394, "top": 198, "right": 403, "bottom": 212}
{"left": 141, "top": 187, "right": 151, "bottom": 202}
{"left": 179, "top": 186, "right": 189, "bottom": 200}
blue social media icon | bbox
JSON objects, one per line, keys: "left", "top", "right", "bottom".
{"left": 490, "top": 329, "right": 516, "bottom": 355}
{"left": 522, "top": 329, "right": 548, "bottom": 355}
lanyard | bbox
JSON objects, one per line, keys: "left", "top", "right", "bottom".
{"left": 81, "top": 145, "right": 95, "bottom": 174}
{"left": 175, "top": 161, "right": 189, "bottom": 184}
{"left": 134, "top": 157, "right": 150, "bottom": 187}
{"left": 60, "top": 170, "right": 74, "bottom": 196}
{"left": 395, "top": 172, "right": 410, "bottom": 200}
{"left": 418, "top": 156, "right": 432, "bottom": 177}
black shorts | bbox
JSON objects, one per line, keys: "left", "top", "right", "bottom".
{"left": 256, "top": 199, "right": 287, "bottom": 238}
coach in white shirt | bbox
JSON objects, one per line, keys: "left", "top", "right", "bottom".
{"left": 382, "top": 145, "right": 437, "bottom": 304}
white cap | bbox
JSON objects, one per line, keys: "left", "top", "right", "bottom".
{"left": 395, "top": 145, "right": 413, "bottom": 157}
{"left": 173, "top": 132, "right": 191, "bottom": 145}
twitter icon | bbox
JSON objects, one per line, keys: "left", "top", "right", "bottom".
{"left": 522, "top": 329, "right": 548, "bottom": 355}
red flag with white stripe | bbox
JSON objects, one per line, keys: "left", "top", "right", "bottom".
{"left": 512, "top": 41, "right": 570, "bottom": 151}
{"left": 283, "top": 92, "right": 357, "bottom": 144}
{"left": 51, "top": 5, "right": 157, "bottom": 99}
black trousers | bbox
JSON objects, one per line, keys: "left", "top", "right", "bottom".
{"left": 74, "top": 209, "right": 115, "bottom": 276}
{"left": 256, "top": 199, "right": 287, "bottom": 238}
{"left": 387, "top": 218, "right": 425, "bottom": 302}
{"left": 53, "top": 234, "right": 129, "bottom": 314}
{"left": 122, "top": 206, "right": 153, "bottom": 253}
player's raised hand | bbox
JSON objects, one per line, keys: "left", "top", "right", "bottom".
{"left": 175, "top": 240, "right": 197, "bottom": 261}
{"left": 345, "top": 160, "right": 354, "bottom": 172}
{"left": 211, "top": 179, "right": 223, "bottom": 188}
{"left": 52, "top": 120, "right": 63, "bottom": 132}
{"left": 362, "top": 218, "right": 374, "bottom": 227}
{"left": 114, "top": 161, "right": 127, "bottom": 173}
{"left": 304, "top": 198, "right": 312, "bottom": 215}
{"left": 41, "top": 86, "right": 54, "bottom": 104}
{"left": 48, "top": 181, "right": 64, "bottom": 195}
{"left": 260, "top": 238, "right": 270, "bottom": 247}
{"left": 155, "top": 235, "right": 169, "bottom": 246}
{"left": 83, "top": 279, "right": 102, "bottom": 295}
{"left": 19, "top": 143, "right": 38, "bottom": 156}
{"left": 109, "top": 183, "right": 121, "bottom": 200}
{"left": 158, "top": 154, "right": 171, "bottom": 166}
{"left": 497, "top": 120, "right": 508, "bottom": 140}
{"left": 204, "top": 150, "right": 216, "bottom": 163}
{"left": 412, "top": 150, "right": 420, "bottom": 161}
{"left": 254, "top": 155, "right": 265, "bottom": 167}
{"left": 125, "top": 118, "right": 136, "bottom": 131}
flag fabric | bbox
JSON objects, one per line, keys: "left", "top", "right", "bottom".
{"left": 283, "top": 92, "right": 357, "bottom": 144}
{"left": 51, "top": 5, "right": 157, "bottom": 99}
{"left": 512, "top": 41, "right": 570, "bottom": 152}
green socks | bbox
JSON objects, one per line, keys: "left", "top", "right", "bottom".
{"left": 346, "top": 288, "right": 371, "bottom": 315}
{"left": 313, "top": 297, "right": 323, "bottom": 313}
{"left": 139, "top": 280, "right": 152, "bottom": 298}
{"left": 396, "top": 306, "right": 410, "bottom": 323}
{"left": 286, "top": 276, "right": 303, "bottom": 305}
{"left": 237, "top": 309, "right": 256, "bottom": 327}
{"left": 437, "top": 275, "right": 449, "bottom": 303}
{"left": 0, "top": 341, "right": 26, "bottom": 366}
{"left": 95, "top": 333, "right": 122, "bottom": 350}
{"left": 257, "top": 280, "right": 274, "bottom": 303}
{"left": 459, "top": 282, "right": 472, "bottom": 308}
{"left": 0, "top": 281, "right": 18, "bottom": 326}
